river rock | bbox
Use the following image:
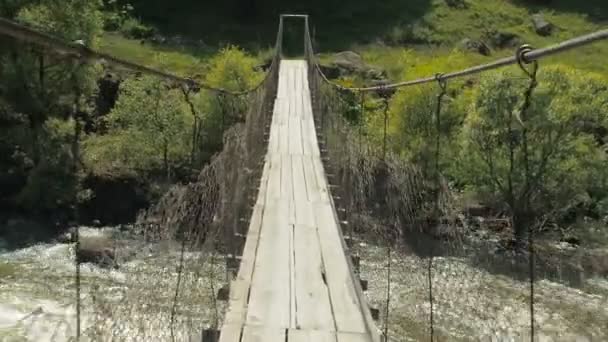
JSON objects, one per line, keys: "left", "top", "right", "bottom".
{"left": 532, "top": 14, "right": 554, "bottom": 36}
{"left": 77, "top": 236, "right": 117, "bottom": 268}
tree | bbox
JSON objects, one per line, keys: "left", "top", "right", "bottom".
{"left": 1, "top": 0, "right": 103, "bottom": 165}
{"left": 0, "top": 0, "right": 103, "bottom": 215}
{"left": 457, "top": 66, "right": 608, "bottom": 242}
{"left": 83, "top": 76, "right": 192, "bottom": 180}
{"left": 194, "top": 46, "right": 263, "bottom": 162}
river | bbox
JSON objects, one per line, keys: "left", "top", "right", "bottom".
{"left": 0, "top": 228, "right": 606, "bottom": 341}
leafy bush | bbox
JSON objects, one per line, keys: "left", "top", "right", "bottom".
{"left": 83, "top": 76, "right": 192, "bottom": 179}
{"left": 456, "top": 66, "right": 608, "bottom": 239}
{"left": 120, "top": 17, "right": 156, "bottom": 39}
{"left": 204, "top": 45, "right": 264, "bottom": 91}
{"left": 15, "top": 118, "right": 78, "bottom": 214}
{"left": 191, "top": 46, "right": 264, "bottom": 161}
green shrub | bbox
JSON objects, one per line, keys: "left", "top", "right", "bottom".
{"left": 15, "top": 118, "right": 78, "bottom": 214}
{"left": 120, "top": 17, "right": 155, "bottom": 39}
{"left": 83, "top": 76, "right": 192, "bottom": 179}
{"left": 456, "top": 66, "right": 608, "bottom": 239}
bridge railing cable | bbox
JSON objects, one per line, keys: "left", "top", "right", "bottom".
{"left": 305, "top": 17, "right": 608, "bottom": 341}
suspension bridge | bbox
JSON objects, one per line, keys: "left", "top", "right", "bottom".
{"left": 1, "top": 13, "right": 608, "bottom": 342}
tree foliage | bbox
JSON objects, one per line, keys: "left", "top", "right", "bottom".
{"left": 456, "top": 66, "right": 608, "bottom": 238}
{"left": 83, "top": 76, "right": 192, "bottom": 179}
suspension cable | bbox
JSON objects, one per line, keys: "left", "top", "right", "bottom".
{"left": 0, "top": 17, "right": 280, "bottom": 95}
{"left": 306, "top": 28, "right": 608, "bottom": 92}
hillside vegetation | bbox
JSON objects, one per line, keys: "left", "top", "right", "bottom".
{"left": 1, "top": 0, "right": 607, "bottom": 249}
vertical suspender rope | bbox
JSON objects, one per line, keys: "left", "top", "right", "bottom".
{"left": 382, "top": 95, "right": 389, "bottom": 162}
{"left": 516, "top": 44, "right": 539, "bottom": 342}
{"left": 429, "top": 73, "right": 448, "bottom": 342}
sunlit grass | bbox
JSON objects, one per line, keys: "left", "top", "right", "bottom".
{"left": 98, "top": 33, "right": 213, "bottom": 79}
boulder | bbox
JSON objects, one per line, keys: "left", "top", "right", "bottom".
{"left": 332, "top": 51, "right": 367, "bottom": 73}
{"left": 319, "top": 64, "right": 341, "bottom": 79}
{"left": 77, "top": 247, "right": 117, "bottom": 268}
{"left": 532, "top": 14, "right": 554, "bottom": 36}
{"left": 460, "top": 38, "right": 491, "bottom": 56}
{"left": 486, "top": 31, "right": 523, "bottom": 49}
{"left": 77, "top": 236, "right": 117, "bottom": 269}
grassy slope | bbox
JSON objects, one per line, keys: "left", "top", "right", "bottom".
{"left": 355, "top": 0, "right": 608, "bottom": 81}
{"left": 112, "top": 0, "right": 607, "bottom": 79}
{"left": 97, "top": 33, "right": 213, "bottom": 78}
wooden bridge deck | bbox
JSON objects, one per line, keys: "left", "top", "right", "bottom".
{"left": 219, "top": 60, "right": 377, "bottom": 342}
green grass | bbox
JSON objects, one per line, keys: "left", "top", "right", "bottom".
{"left": 98, "top": 33, "right": 215, "bottom": 79}
{"left": 352, "top": 0, "right": 608, "bottom": 78}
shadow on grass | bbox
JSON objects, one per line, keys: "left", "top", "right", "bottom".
{"left": 127, "top": 0, "right": 433, "bottom": 51}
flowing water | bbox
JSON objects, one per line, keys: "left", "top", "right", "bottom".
{"left": 0, "top": 227, "right": 226, "bottom": 342}
{"left": 360, "top": 242, "right": 608, "bottom": 341}
{"left": 1, "top": 228, "right": 607, "bottom": 341}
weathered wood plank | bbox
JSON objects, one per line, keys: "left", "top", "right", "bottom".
{"left": 218, "top": 325, "right": 241, "bottom": 342}
{"left": 288, "top": 329, "right": 335, "bottom": 342}
{"left": 241, "top": 326, "right": 285, "bottom": 342}
{"left": 246, "top": 200, "right": 291, "bottom": 328}
{"left": 281, "top": 155, "right": 296, "bottom": 225}
{"left": 289, "top": 116, "right": 304, "bottom": 155}
{"left": 292, "top": 155, "right": 314, "bottom": 227}
{"left": 337, "top": 332, "right": 373, "bottom": 342}
{"left": 302, "top": 155, "right": 321, "bottom": 203}
{"left": 266, "top": 154, "right": 281, "bottom": 202}
{"left": 294, "top": 224, "right": 334, "bottom": 330}
{"left": 314, "top": 202, "right": 367, "bottom": 333}
{"left": 311, "top": 157, "right": 330, "bottom": 202}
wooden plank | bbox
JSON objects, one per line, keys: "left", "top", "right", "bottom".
{"left": 266, "top": 154, "right": 281, "bottom": 202}
{"left": 223, "top": 203, "right": 264, "bottom": 326}
{"left": 302, "top": 155, "right": 321, "bottom": 203}
{"left": 294, "top": 224, "right": 334, "bottom": 330}
{"left": 292, "top": 155, "right": 314, "bottom": 227}
{"left": 314, "top": 202, "right": 367, "bottom": 333}
{"left": 281, "top": 155, "right": 296, "bottom": 225}
{"left": 289, "top": 116, "right": 303, "bottom": 155}
{"left": 289, "top": 224, "right": 297, "bottom": 328}
{"left": 241, "top": 326, "right": 285, "bottom": 342}
{"left": 279, "top": 125, "right": 289, "bottom": 155}
{"left": 288, "top": 329, "right": 335, "bottom": 342}
{"left": 301, "top": 118, "right": 313, "bottom": 156}
{"left": 337, "top": 332, "right": 372, "bottom": 342}
{"left": 256, "top": 160, "right": 270, "bottom": 206}
{"left": 311, "top": 157, "right": 330, "bottom": 202}
{"left": 218, "top": 325, "right": 242, "bottom": 342}
{"left": 246, "top": 200, "right": 291, "bottom": 328}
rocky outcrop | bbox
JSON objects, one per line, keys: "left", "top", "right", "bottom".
{"left": 320, "top": 51, "right": 388, "bottom": 82}
{"left": 77, "top": 236, "right": 117, "bottom": 269}
{"left": 532, "top": 14, "right": 554, "bottom": 36}
{"left": 485, "top": 31, "right": 523, "bottom": 49}
{"left": 460, "top": 38, "right": 491, "bottom": 56}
